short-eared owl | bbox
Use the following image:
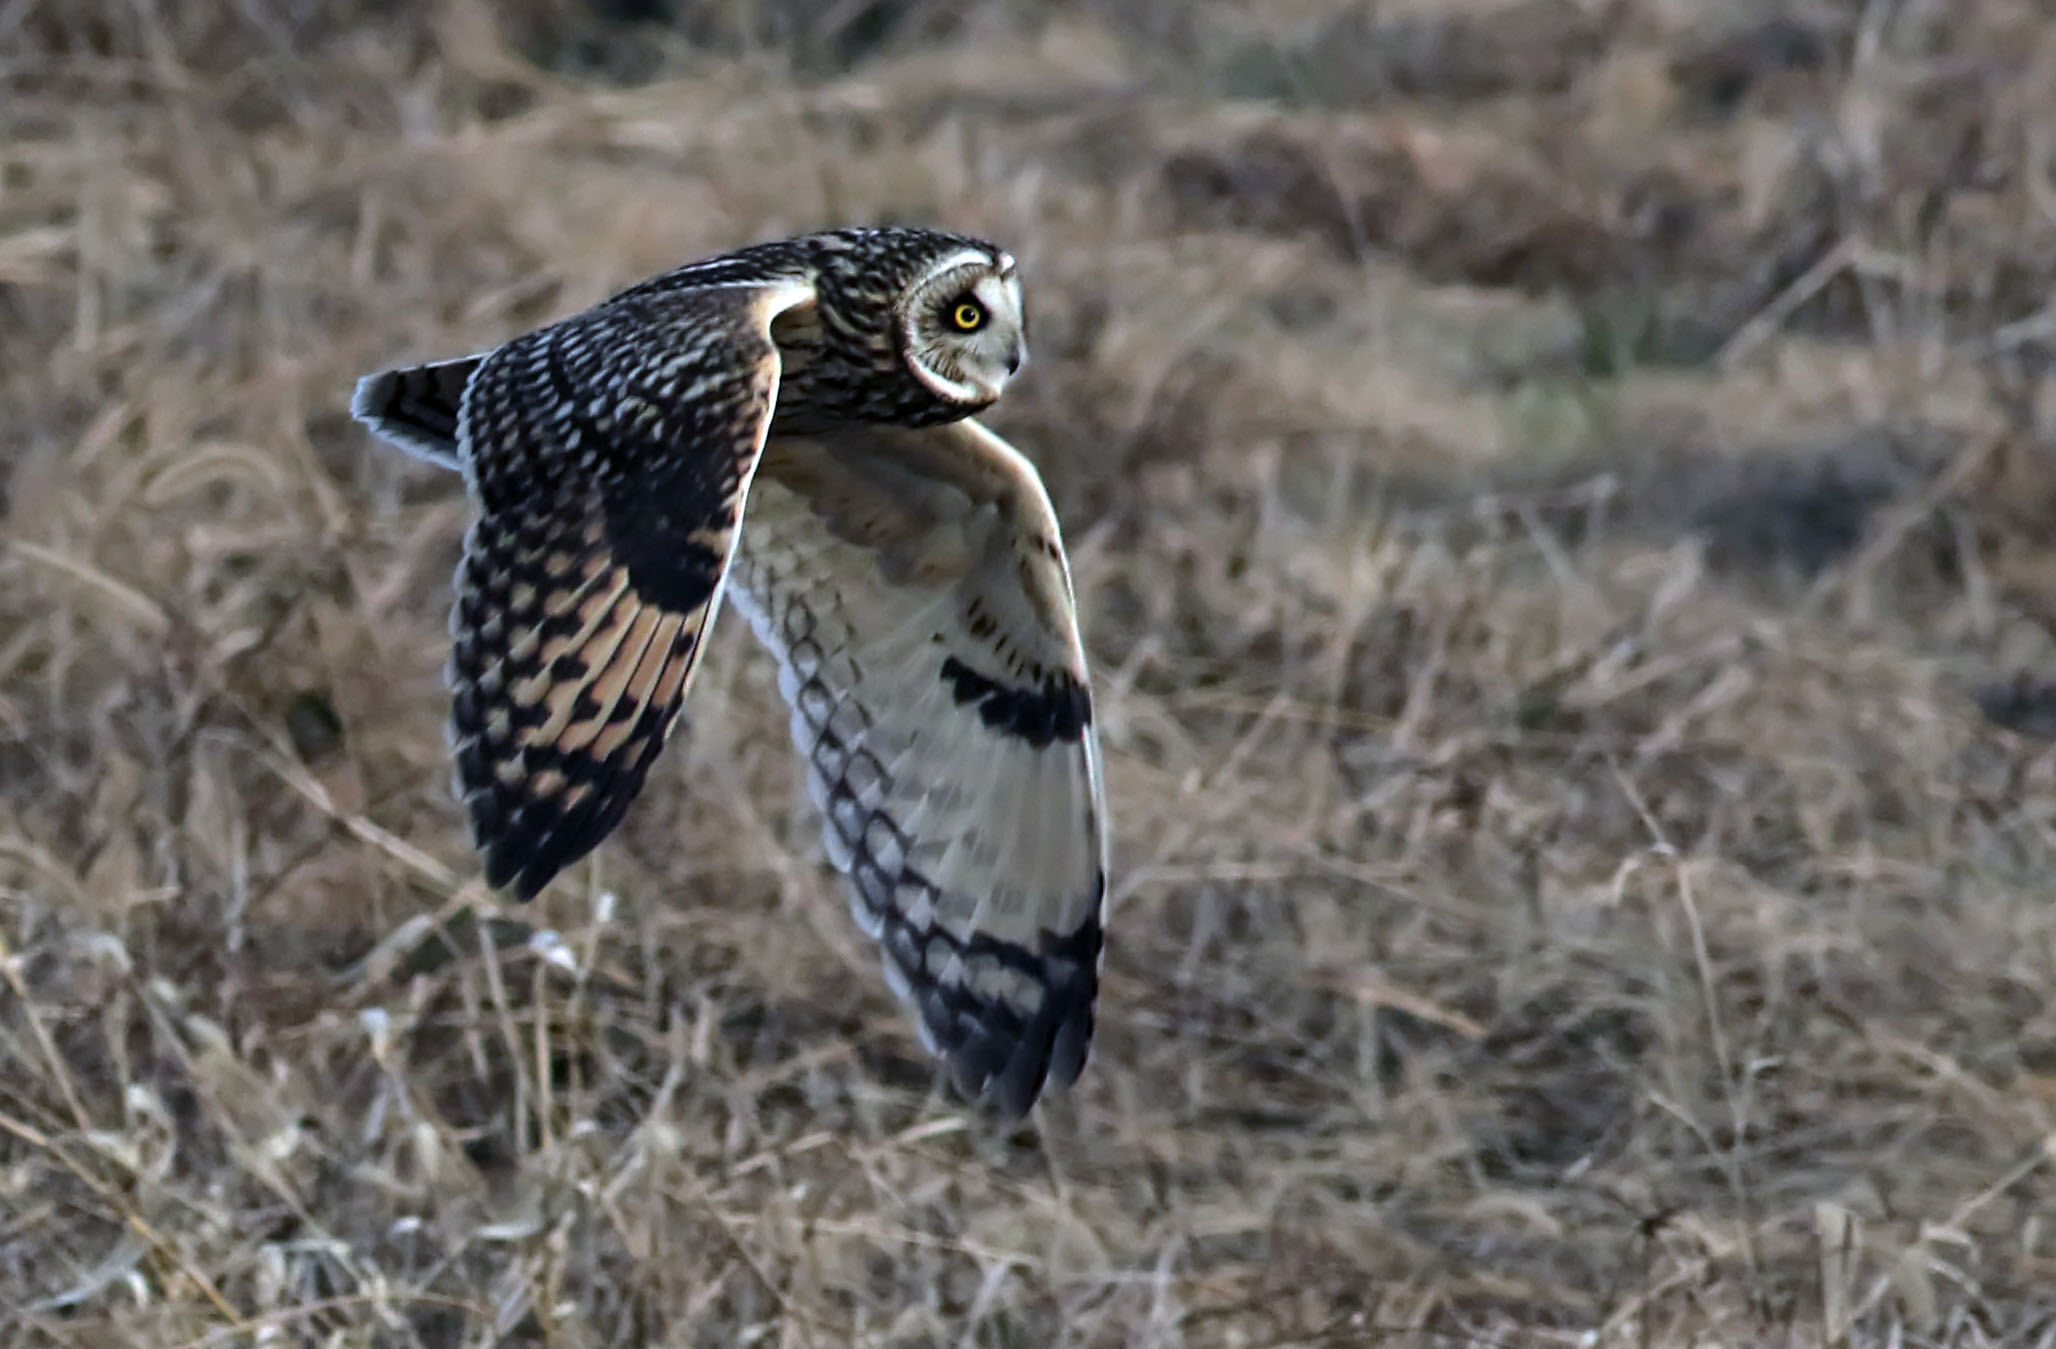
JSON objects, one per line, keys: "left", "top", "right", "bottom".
{"left": 352, "top": 227, "right": 1106, "bottom": 1117}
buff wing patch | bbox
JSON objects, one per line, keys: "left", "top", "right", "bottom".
{"left": 447, "top": 507, "right": 711, "bottom": 899}
{"left": 728, "top": 420, "right": 1108, "bottom": 1117}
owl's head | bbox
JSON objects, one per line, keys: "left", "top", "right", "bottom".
{"left": 788, "top": 227, "right": 1031, "bottom": 426}
{"left": 893, "top": 245, "right": 1027, "bottom": 409}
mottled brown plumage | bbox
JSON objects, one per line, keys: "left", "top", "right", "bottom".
{"left": 352, "top": 227, "right": 1106, "bottom": 1117}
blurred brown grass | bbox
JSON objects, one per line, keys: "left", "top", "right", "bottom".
{"left": 6, "top": 0, "right": 2056, "bottom": 1344}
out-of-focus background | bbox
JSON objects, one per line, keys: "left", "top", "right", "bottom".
{"left": 5, "top": 1, "right": 2056, "bottom": 1343}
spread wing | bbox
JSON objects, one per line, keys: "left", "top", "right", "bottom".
{"left": 355, "top": 278, "right": 815, "bottom": 900}
{"left": 727, "top": 420, "right": 1108, "bottom": 1117}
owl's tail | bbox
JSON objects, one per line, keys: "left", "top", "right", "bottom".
{"left": 350, "top": 353, "right": 484, "bottom": 471}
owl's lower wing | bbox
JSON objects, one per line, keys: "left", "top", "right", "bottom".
{"left": 727, "top": 420, "right": 1108, "bottom": 1118}
{"left": 432, "top": 278, "right": 814, "bottom": 900}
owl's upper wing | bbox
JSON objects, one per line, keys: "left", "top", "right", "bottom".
{"left": 411, "top": 277, "right": 814, "bottom": 900}
{"left": 726, "top": 420, "right": 1108, "bottom": 1118}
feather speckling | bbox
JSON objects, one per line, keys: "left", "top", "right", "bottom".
{"left": 353, "top": 226, "right": 1105, "bottom": 1117}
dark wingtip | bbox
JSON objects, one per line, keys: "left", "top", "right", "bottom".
{"left": 509, "top": 854, "right": 559, "bottom": 904}
{"left": 460, "top": 723, "right": 677, "bottom": 906}
{"left": 471, "top": 797, "right": 562, "bottom": 903}
{"left": 948, "top": 913, "right": 1104, "bottom": 1121}
{"left": 466, "top": 784, "right": 605, "bottom": 905}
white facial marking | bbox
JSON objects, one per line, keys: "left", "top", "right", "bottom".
{"left": 899, "top": 248, "right": 1029, "bottom": 406}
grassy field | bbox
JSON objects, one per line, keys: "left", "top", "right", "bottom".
{"left": 6, "top": 1, "right": 2056, "bottom": 1343}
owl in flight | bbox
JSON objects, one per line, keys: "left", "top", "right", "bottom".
{"left": 351, "top": 227, "right": 1107, "bottom": 1117}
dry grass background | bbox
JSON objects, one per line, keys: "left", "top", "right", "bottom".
{"left": 6, "top": 0, "right": 2056, "bottom": 1344}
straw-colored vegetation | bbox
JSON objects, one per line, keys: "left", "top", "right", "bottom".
{"left": 6, "top": 1, "right": 2056, "bottom": 1343}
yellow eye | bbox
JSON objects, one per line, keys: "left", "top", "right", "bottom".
{"left": 950, "top": 300, "right": 986, "bottom": 331}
